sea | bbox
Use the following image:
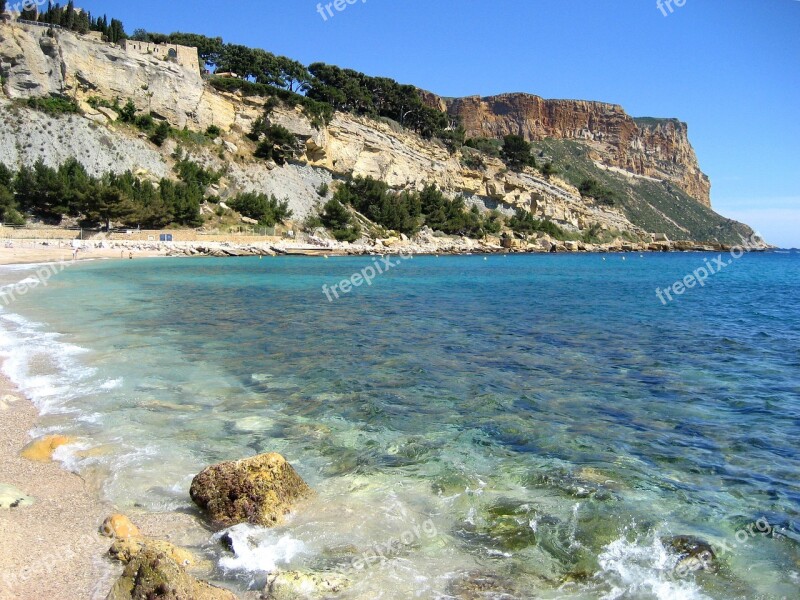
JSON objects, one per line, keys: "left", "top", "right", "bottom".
{"left": 0, "top": 251, "right": 798, "bottom": 599}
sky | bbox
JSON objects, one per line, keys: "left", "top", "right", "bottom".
{"left": 74, "top": 0, "right": 800, "bottom": 247}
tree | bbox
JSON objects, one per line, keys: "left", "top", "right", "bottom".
{"left": 108, "top": 18, "right": 126, "bottom": 43}
{"left": 82, "top": 185, "right": 135, "bottom": 230}
{"left": 1, "top": 1, "right": 8, "bottom": 15}
{"left": 119, "top": 99, "right": 137, "bottom": 123}
{"left": 64, "top": 1, "right": 76, "bottom": 30}
{"left": 131, "top": 28, "right": 149, "bottom": 41}
{"left": 501, "top": 135, "right": 535, "bottom": 171}
{"left": 150, "top": 121, "right": 171, "bottom": 147}
{"left": 541, "top": 162, "right": 558, "bottom": 179}
{"left": 321, "top": 198, "right": 360, "bottom": 242}
{"left": 229, "top": 193, "right": 292, "bottom": 226}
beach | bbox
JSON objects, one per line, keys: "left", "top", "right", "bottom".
{"left": 0, "top": 372, "right": 117, "bottom": 600}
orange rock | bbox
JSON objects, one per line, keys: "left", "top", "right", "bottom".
{"left": 20, "top": 435, "right": 74, "bottom": 462}
{"left": 100, "top": 514, "right": 141, "bottom": 539}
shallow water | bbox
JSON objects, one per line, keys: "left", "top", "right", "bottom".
{"left": 1, "top": 252, "right": 798, "bottom": 599}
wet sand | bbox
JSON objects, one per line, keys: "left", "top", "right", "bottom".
{"left": 0, "top": 374, "right": 120, "bottom": 600}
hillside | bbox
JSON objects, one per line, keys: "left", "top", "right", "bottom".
{"left": 0, "top": 19, "right": 760, "bottom": 247}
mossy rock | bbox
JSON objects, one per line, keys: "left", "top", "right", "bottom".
{"left": 190, "top": 452, "right": 313, "bottom": 528}
{"left": 106, "top": 547, "right": 236, "bottom": 600}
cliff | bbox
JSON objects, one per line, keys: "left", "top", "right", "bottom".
{"left": 423, "top": 92, "right": 711, "bottom": 207}
{"left": 0, "top": 21, "right": 756, "bottom": 246}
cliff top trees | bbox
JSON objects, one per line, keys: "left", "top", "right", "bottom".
{"left": 0, "top": 1, "right": 7, "bottom": 15}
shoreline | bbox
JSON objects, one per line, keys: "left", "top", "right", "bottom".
{"left": 0, "top": 237, "right": 773, "bottom": 267}
{"left": 0, "top": 373, "right": 119, "bottom": 600}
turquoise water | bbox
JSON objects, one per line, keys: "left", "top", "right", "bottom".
{"left": 1, "top": 253, "right": 798, "bottom": 599}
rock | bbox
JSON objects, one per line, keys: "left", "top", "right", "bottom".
{"left": 97, "top": 106, "right": 119, "bottom": 122}
{"left": 109, "top": 536, "right": 198, "bottom": 569}
{"left": 662, "top": 535, "right": 718, "bottom": 573}
{"left": 105, "top": 547, "right": 236, "bottom": 600}
{"left": 446, "top": 571, "right": 522, "bottom": 600}
{"left": 190, "top": 452, "right": 313, "bottom": 528}
{"left": 241, "top": 216, "right": 259, "bottom": 225}
{"left": 223, "top": 141, "right": 238, "bottom": 153}
{"left": 100, "top": 514, "right": 141, "bottom": 539}
{"left": 264, "top": 571, "right": 351, "bottom": 600}
{"left": 20, "top": 435, "right": 74, "bottom": 462}
{"left": 0, "top": 483, "right": 35, "bottom": 509}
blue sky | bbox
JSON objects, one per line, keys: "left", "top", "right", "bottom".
{"left": 76, "top": 0, "right": 799, "bottom": 247}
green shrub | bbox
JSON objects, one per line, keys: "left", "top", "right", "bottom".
{"left": 321, "top": 198, "right": 360, "bottom": 242}
{"left": 150, "top": 121, "right": 171, "bottom": 147}
{"left": 26, "top": 95, "right": 79, "bottom": 116}
{"left": 228, "top": 192, "right": 292, "bottom": 226}
{"left": 579, "top": 178, "right": 617, "bottom": 206}
{"left": 205, "top": 124, "right": 222, "bottom": 137}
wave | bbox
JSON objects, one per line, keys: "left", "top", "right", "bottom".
{"left": 596, "top": 531, "right": 711, "bottom": 600}
{"left": 0, "top": 308, "right": 99, "bottom": 415}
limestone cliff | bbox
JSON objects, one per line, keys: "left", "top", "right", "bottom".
{"left": 425, "top": 93, "right": 711, "bottom": 207}
{"left": 0, "top": 21, "right": 755, "bottom": 245}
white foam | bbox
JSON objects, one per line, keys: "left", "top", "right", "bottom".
{"left": 216, "top": 524, "right": 307, "bottom": 573}
{"left": 597, "top": 532, "right": 711, "bottom": 600}
{"left": 0, "top": 309, "right": 97, "bottom": 414}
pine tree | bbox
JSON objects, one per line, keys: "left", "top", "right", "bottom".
{"left": 65, "top": 1, "right": 76, "bottom": 31}
{"left": 0, "top": 1, "right": 7, "bottom": 15}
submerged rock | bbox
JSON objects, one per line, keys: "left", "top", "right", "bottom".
{"left": 263, "top": 570, "right": 351, "bottom": 600}
{"left": 662, "top": 535, "right": 718, "bottom": 573}
{"left": 0, "top": 483, "right": 35, "bottom": 509}
{"left": 20, "top": 435, "right": 74, "bottom": 462}
{"left": 100, "top": 514, "right": 141, "bottom": 539}
{"left": 105, "top": 547, "right": 235, "bottom": 600}
{"left": 446, "top": 571, "right": 522, "bottom": 600}
{"left": 190, "top": 452, "right": 313, "bottom": 528}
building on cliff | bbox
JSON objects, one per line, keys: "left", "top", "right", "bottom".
{"left": 121, "top": 40, "right": 199, "bottom": 72}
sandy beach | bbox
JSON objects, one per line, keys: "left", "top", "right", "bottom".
{"left": 0, "top": 242, "right": 165, "bottom": 266}
{"left": 0, "top": 374, "right": 119, "bottom": 600}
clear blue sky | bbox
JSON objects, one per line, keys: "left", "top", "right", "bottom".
{"left": 77, "top": 0, "right": 800, "bottom": 247}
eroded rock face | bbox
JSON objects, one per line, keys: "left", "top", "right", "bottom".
{"left": 439, "top": 93, "right": 711, "bottom": 206}
{"left": 105, "top": 547, "right": 235, "bottom": 600}
{"left": 190, "top": 452, "right": 313, "bottom": 528}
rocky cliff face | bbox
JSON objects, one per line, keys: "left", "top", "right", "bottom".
{"left": 424, "top": 93, "right": 711, "bottom": 207}
{"left": 0, "top": 21, "right": 756, "bottom": 245}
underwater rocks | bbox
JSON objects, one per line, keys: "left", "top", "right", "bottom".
{"left": 190, "top": 452, "right": 313, "bottom": 528}
{"left": 20, "top": 434, "right": 74, "bottom": 462}
{"left": 105, "top": 546, "right": 236, "bottom": 600}
{"left": 263, "top": 570, "right": 352, "bottom": 600}
{"left": 446, "top": 571, "right": 523, "bottom": 600}
{"left": 0, "top": 483, "right": 35, "bottom": 509}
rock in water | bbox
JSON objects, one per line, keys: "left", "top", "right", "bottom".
{"left": 264, "top": 571, "right": 351, "bottom": 599}
{"left": 20, "top": 435, "right": 74, "bottom": 462}
{"left": 662, "top": 535, "right": 718, "bottom": 573}
{"left": 105, "top": 547, "right": 235, "bottom": 600}
{"left": 190, "top": 452, "right": 313, "bottom": 528}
